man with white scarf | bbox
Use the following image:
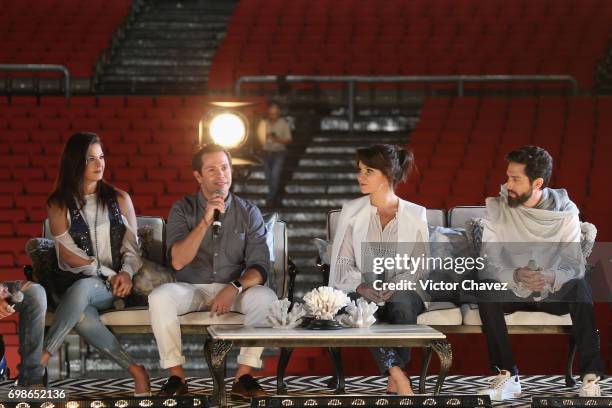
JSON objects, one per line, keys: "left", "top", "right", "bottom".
{"left": 477, "top": 146, "right": 603, "bottom": 400}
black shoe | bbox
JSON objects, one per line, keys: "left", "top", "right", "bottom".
{"left": 158, "top": 376, "right": 188, "bottom": 396}
{"left": 231, "top": 374, "right": 268, "bottom": 399}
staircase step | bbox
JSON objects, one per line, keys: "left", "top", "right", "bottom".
{"left": 112, "top": 58, "right": 211, "bottom": 67}
{"left": 242, "top": 193, "right": 358, "bottom": 208}
{"left": 305, "top": 146, "right": 359, "bottom": 154}
{"left": 105, "top": 66, "right": 210, "bottom": 76}
{"left": 234, "top": 181, "right": 361, "bottom": 195}
{"left": 298, "top": 157, "right": 355, "bottom": 167}
{"left": 133, "top": 21, "right": 228, "bottom": 30}
{"left": 101, "top": 75, "right": 209, "bottom": 83}
{"left": 287, "top": 226, "right": 326, "bottom": 239}
{"left": 126, "top": 31, "right": 221, "bottom": 41}
{"left": 312, "top": 135, "right": 408, "bottom": 144}
{"left": 276, "top": 206, "right": 334, "bottom": 218}
{"left": 285, "top": 184, "right": 361, "bottom": 194}
{"left": 292, "top": 171, "right": 357, "bottom": 181}
{"left": 121, "top": 38, "right": 219, "bottom": 49}
{"left": 115, "top": 49, "right": 216, "bottom": 59}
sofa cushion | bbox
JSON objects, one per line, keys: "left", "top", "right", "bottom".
{"left": 428, "top": 225, "right": 473, "bottom": 261}
{"left": 313, "top": 238, "right": 332, "bottom": 265}
{"left": 425, "top": 225, "right": 478, "bottom": 306}
{"left": 461, "top": 304, "right": 572, "bottom": 326}
{"left": 132, "top": 259, "right": 176, "bottom": 297}
{"left": 26, "top": 238, "right": 89, "bottom": 311}
{"left": 417, "top": 307, "right": 463, "bottom": 325}
{"left": 98, "top": 308, "right": 245, "bottom": 326}
{"left": 136, "top": 217, "right": 166, "bottom": 266}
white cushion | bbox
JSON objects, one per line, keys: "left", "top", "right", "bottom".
{"left": 417, "top": 307, "right": 463, "bottom": 325}
{"left": 461, "top": 304, "right": 572, "bottom": 326}
{"left": 99, "top": 309, "right": 245, "bottom": 326}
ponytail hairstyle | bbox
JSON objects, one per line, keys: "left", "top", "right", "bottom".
{"left": 356, "top": 144, "right": 415, "bottom": 188}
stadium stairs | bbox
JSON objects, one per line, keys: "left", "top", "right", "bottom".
{"left": 95, "top": 0, "right": 237, "bottom": 95}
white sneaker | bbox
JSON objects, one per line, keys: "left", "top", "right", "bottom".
{"left": 479, "top": 370, "right": 521, "bottom": 401}
{"left": 579, "top": 374, "right": 601, "bottom": 397}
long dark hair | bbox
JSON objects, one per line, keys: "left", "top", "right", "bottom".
{"left": 47, "top": 132, "right": 117, "bottom": 210}
{"left": 356, "top": 144, "right": 415, "bottom": 188}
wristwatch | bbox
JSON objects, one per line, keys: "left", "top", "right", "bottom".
{"left": 230, "top": 280, "right": 243, "bottom": 294}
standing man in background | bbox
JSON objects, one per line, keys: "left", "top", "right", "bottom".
{"left": 257, "top": 101, "right": 292, "bottom": 207}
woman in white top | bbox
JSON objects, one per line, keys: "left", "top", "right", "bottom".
{"left": 43, "top": 133, "right": 150, "bottom": 395}
{"left": 329, "top": 144, "right": 429, "bottom": 395}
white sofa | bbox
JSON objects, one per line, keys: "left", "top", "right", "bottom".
{"left": 322, "top": 206, "right": 582, "bottom": 391}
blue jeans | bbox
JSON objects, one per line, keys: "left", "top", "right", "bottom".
{"left": 12, "top": 283, "right": 46, "bottom": 386}
{"left": 350, "top": 290, "right": 424, "bottom": 375}
{"left": 262, "top": 150, "right": 287, "bottom": 202}
{"left": 44, "top": 277, "right": 135, "bottom": 370}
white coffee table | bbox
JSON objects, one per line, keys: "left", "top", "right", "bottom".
{"left": 204, "top": 324, "right": 452, "bottom": 406}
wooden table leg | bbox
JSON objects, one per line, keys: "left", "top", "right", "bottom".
{"left": 277, "top": 347, "right": 294, "bottom": 394}
{"left": 327, "top": 347, "right": 345, "bottom": 394}
{"left": 419, "top": 346, "right": 433, "bottom": 394}
{"left": 431, "top": 340, "right": 452, "bottom": 395}
{"left": 204, "top": 337, "right": 233, "bottom": 407}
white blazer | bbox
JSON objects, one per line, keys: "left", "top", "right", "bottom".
{"left": 328, "top": 195, "right": 429, "bottom": 291}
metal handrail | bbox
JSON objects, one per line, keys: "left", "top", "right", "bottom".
{"left": 235, "top": 74, "right": 579, "bottom": 96}
{"left": 0, "top": 64, "right": 71, "bottom": 99}
{"left": 235, "top": 74, "right": 579, "bottom": 132}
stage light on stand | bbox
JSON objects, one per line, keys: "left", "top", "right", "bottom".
{"left": 207, "top": 112, "right": 247, "bottom": 148}
{"left": 198, "top": 100, "right": 262, "bottom": 176}
{"left": 199, "top": 101, "right": 257, "bottom": 148}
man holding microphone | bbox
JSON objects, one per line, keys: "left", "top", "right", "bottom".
{"left": 148, "top": 144, "right": 277, "bottom": 398}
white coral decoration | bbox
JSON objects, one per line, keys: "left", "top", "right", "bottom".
{"left": 303, "top": 286, "right": 350, "bottom": 320}
{"left": 267, "top": 298, "right": 306, "bottom": 329}
{"left": 336, "top": 298, "right": 378, "bottom": 328}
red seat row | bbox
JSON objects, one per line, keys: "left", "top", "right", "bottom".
{"left": 209, "top": 0, "right": 612, "bottom": 90}
{"left": 0, "top": 0, "right": 131, "bottom": 77}
{"left": 395, "top": 96, "right": 610, "bottom": 241}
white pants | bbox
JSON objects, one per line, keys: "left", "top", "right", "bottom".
{"left": 148, "top": 282, "right": 277, "bottom": 369}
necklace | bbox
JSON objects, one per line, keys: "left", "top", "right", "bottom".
{"left": 92, "top": 199, "right": 102, "bottom": 278}
{"left": 81, "top": 197, "right": 109, "bottom": 289}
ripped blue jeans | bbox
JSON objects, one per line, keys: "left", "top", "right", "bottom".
{"left": 44, "top": 277, "right": 134, "bottom": 370}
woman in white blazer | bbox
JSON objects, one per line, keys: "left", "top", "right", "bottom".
{"left": 329, "top": 144, "right": 429, "bottom": 395}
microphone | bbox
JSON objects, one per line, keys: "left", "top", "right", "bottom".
{"left": 1, "top": 282, "right": 24, "bottom": 311}
{"left": 9, "top": 291, "right": 24, "bottom": 305}
{"left": 212, "top": 189, "right": 225, "bottom": 235}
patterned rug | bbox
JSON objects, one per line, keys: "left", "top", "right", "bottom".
{"left": 1, "top": 375, "right": 609, "bottom": 407}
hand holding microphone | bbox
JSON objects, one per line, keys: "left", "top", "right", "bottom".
{"left": 203, "top": 189, "right": 226, "bottom": 235}
{"left": 0, "top": 281, "right": 29, "bottom": 318}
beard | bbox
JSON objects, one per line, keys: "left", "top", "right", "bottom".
{"left": 507, "top": 188, "right": 533, "bottom": 207}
